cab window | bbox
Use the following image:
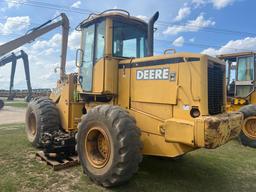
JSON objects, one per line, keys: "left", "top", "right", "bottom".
{"left": 236, "top": 56, "right": 255, "bottom": 97}
{"left": 112, "top": 21, "right": 147, "bottom": 58}
{"left": 237, "top": 56, "right": 254, "bottom": 81}
{"left": 95, "top": 21, "right": 105, "bottom": 61}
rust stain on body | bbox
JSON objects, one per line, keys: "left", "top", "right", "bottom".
{"left": 204, "top": 112, "right": 243, "bottom": 149}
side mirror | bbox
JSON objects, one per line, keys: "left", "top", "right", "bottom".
{"left": 75, "top": 49, "right": 84, "bottom": 68}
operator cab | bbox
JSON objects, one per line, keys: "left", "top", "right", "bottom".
{"left": 76, "top": 9, "right": 158, "bottom": 94}
{"left": 219, "top": 52, "right": 256, "bottom": 98}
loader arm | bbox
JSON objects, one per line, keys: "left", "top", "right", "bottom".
{"left": 0, "top": 13, "right": 69, "bottom": 81}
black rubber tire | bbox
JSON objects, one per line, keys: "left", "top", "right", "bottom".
{"left": 0, "top": 99, "right": 4, "bottom": 110}
{"left": 25, "top": 97, "right": 60, "bottom": 147}
{"left": 77, "top": 105, "right": 142, "bottom": 187}
{"left": 239, "top": 104, "right": 256, "bottom": 148}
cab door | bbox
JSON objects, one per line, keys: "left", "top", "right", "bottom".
{"left": 80, "top": 24, "right": 95, "bottom": 92}
{"left": 80, "top": 21, "right": 105, "bottom": 92}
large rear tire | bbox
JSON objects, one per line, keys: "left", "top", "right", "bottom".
{"left": 77, "top": 105, "right": 142, "bottom": 187}
{"left": 25, "top": 97, "right": 60, "bottom": 147}
{"left": 239, "top": 104, "right": 256, "bottom": 148}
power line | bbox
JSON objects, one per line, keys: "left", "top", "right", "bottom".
{"left": 157, "top": 21, "right": 256, "bottom": 37}
{"left": 3, "top": 0, "right": 256, "bottom": 37}
{"left": 3, "top": 29, "right": 255, "bottom": 53}
{"left": 0, "top": 0, "right": 93, "bottom": 15}
{"left": 1, "top": 0, "right": 255, "bottom": 52}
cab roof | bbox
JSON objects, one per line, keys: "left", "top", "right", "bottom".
{"left": 77, "top": 9, "right": 148, "bottom": 30}
{"left": 218, "top": 52, "right": 256, "bottom": 59}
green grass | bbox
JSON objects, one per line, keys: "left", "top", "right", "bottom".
{"left": 0, "top": 124, "right": 256, "bottom": 192}
{"left": 3, "top": 100, "right": 27, "bottom": 108}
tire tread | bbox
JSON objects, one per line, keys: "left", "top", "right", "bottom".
{"left": 77, "top": 105, "right": 142, "bottom": 187}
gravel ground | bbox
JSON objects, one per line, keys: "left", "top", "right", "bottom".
{"left": 0, "top": 106, "right": 26, "bottom": 125}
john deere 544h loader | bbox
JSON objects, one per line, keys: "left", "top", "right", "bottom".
{"left": 1, "top": 10, "right": 244, "bottom": 187}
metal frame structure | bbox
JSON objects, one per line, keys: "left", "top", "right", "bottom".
{"left": 0, "top": 50, "right": 32, "bottom": 101}
{"left": 0, "top": 13, "right": 69, "bottom": 82}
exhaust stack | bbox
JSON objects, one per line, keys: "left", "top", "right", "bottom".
{"left": 147, "top": 11, "right": 159, "bottom": 56}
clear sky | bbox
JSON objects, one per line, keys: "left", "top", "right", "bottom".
{"left": 0, "top": 0, "right": 255, "bottom": 89}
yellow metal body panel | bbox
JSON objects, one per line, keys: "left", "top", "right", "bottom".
{"left": 127, "top": 106, "right": 242, "bottom": 157}
{"left": 131, "top": 63, "right": 178, "bottom": 104}
{"left": 118, "top": 53, "right": 209, "bottom": 119}
{"left": 118, "top": 67, "right": 130, "bottom": 109}
{"left": 91, "top": 57, "right": 119, "bottom": 94}
{"left": 226, "top": 101, "right": 244, "bottom": 112}
{"left": 92, "top": 59, "right": 104, "bottom": 93}
{"left": 140, "top": 132, "right": 193, "bottom": 157}
{"left": 50, "top": 74, "right": 84, "bottom": 132}
{"left": 70, "top": 103, "right": 84, "bottom": 130}
{"left": 104, "top": 57, "right": 118, "bottom": 94}
{"left": 250, "top": 92, "right": 256, "bottom": 104}
{"left": 164, "top": 119, "right": 194, "bottom": 146}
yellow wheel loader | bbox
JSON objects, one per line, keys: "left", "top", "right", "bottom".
{"left": 0, "top": 10, "right": 244, "bottom": 187}
{"left": 219, "top": 52, "right": 256, "bottom": 148}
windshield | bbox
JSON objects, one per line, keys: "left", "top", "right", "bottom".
{"left": 226, "top": 61, "right": 236, "bottom": 96}
{"left": 236, "top": 56, "right": 255, "bottom": 97}
{"left": 112, "top": 21, "right": 147, "bottom": 58}
{"left": 237, "top": 56, "right": 254, "bottom": 81}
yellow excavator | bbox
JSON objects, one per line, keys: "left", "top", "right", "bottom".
{"left": 0, "top": 10, "right": 245, "bottom": 187}
{"left": 219, "top": 52, "right": 256, "bottom": 148}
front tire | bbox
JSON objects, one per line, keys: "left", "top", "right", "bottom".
{"left": 239, "top": 104, "right": 256, "bottom": 148}
{"left": 77, "top": 105, "right": 142, "bottom": 187}
{"left": 25, "top": 97, "right": 60, "bottom": 147}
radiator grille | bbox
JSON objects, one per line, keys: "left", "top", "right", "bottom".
{"left": 208, "top": 61, "right": 225, "bottom": 115}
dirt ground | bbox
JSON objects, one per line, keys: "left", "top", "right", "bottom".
{"left": 0, "top": 106, "right": 26, "bottom": 125}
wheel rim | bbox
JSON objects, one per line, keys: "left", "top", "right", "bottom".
{"left": 243, "top": 117, "right": 256, "bottom": 140}
{"left": 28, "top": 113, "right": 37, "bottom": 137}
{"left": 85, "top": 126, "right": 111, "bottom": 169}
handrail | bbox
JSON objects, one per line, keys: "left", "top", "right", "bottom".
{"left": 164, "top": 48, "right": 176, "bottom": 54}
